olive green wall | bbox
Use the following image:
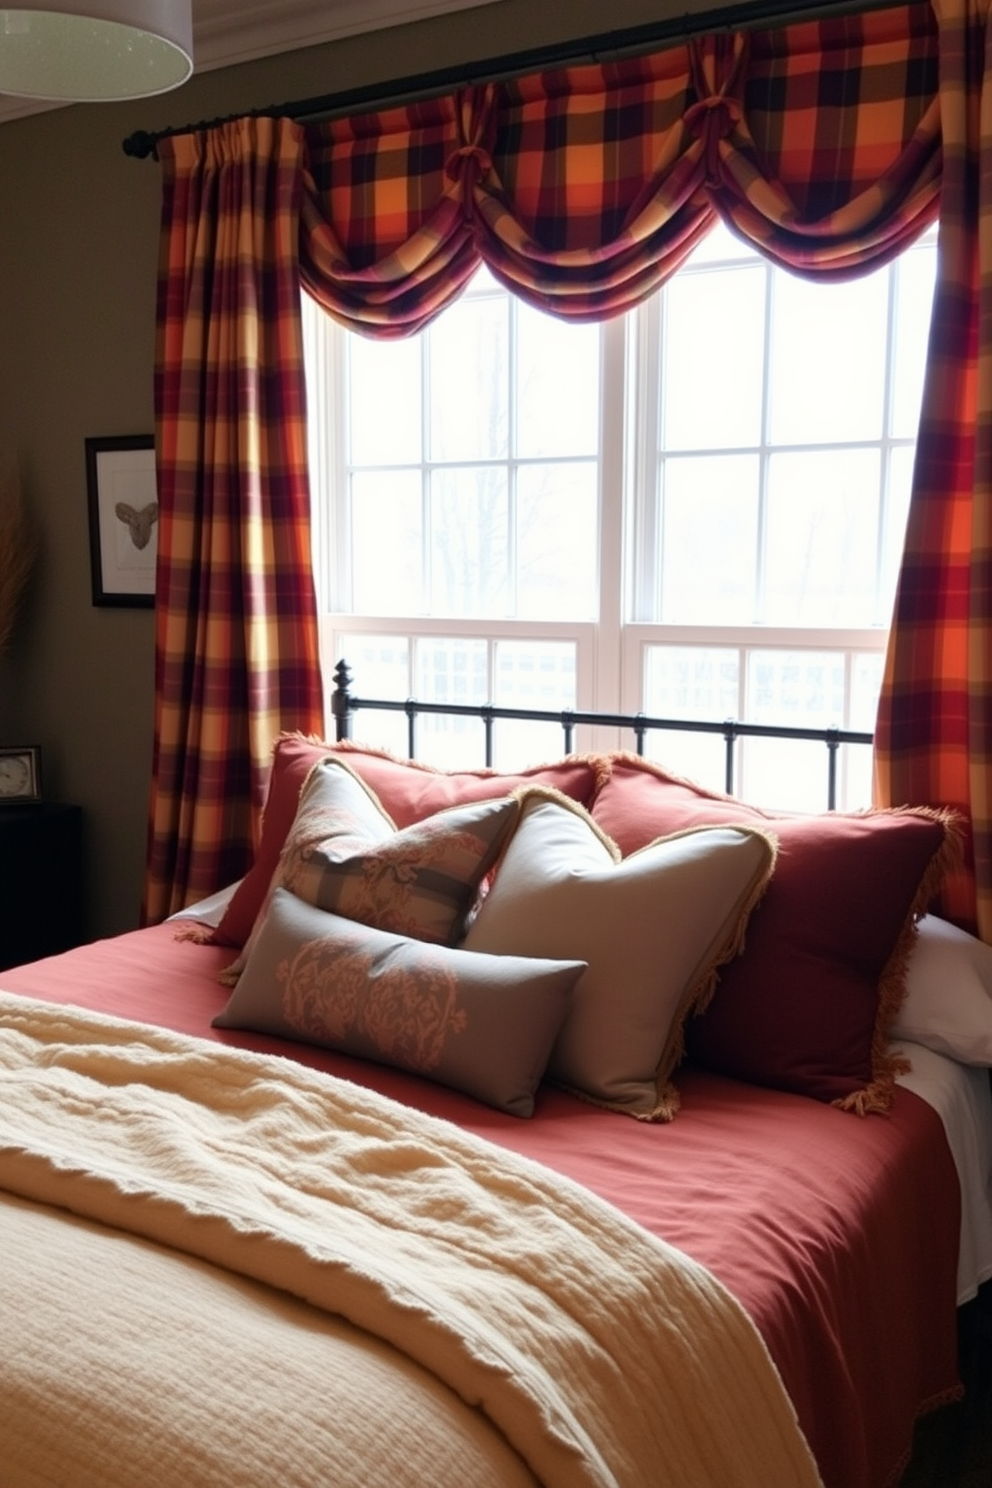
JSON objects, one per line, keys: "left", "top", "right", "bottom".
{"left": 0, "top": 0, "right": 710, "bottom": 940}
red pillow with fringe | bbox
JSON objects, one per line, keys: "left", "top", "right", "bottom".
{"left": 213, "top": 734, "right": 605, "bottom": 949}
{"left": 590, "top": 755, "right": 963, "bottom": 1111}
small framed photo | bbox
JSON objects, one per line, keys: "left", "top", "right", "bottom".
{"left": 0, "top": 745, "right": 42, "bottom": 804}
{"left": 85, "top": 434, "right": 158, "bottom": 607}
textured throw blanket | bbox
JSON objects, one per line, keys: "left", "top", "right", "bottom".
{"left": 0, "top": 991, "right": 823, "bottom": 1488}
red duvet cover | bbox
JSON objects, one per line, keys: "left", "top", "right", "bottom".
{"left": 1, "top": 922, "right": 962, "bottom": 1488}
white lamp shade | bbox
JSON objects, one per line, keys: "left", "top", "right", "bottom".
{"left": 0, "top": 0, "right": 192, "bottom": 100}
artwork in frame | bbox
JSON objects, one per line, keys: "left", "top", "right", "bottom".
{"left": 85, "top": 435, "right": 158, "bottom": 608}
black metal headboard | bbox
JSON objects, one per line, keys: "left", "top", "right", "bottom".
{"left": 330, "top": 658, "right": 873, "bottom": 810}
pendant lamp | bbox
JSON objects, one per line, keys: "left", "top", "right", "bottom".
{"left": 0, "top": 0, "right": 193, "bottom": 101}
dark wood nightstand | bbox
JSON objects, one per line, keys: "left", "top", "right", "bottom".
{"left": 0, "top": 803, "right": 83, "bottom": 971}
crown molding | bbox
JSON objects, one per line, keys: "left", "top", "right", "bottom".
{"left": 191, "top": 0, "right": 501, "bottom": 72}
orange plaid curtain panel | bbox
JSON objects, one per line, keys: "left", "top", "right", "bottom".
{"left": 145, "top": 116, "right": 323, "bottom": 923}
{"left": 875, "top": 0, "right": 992, "bottom": 938}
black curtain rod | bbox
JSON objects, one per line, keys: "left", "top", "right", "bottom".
{"left": 121, "top": 0, "right": 905, "bottom": 159}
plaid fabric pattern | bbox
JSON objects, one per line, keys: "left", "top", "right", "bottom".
{"left": 146, "top": 2, "right": 959, "bottom": 924}
{"left": 297, "top": 4, "right": 937, "bottom": 329}
{"left": 300, "top": 94, "right": 479, "bottom": 336}
{"left": 875, "top": 0, "right": 992, "bottom": 937}
{"left": 145, "top": 116, "right": 324, "bottom": 923}
{"left": 716, "top": 5, "right": 941, "bottom": 273}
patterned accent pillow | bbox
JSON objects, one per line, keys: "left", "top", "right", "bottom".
{"left": 281, "top": 757, "right": 521, "bottom": 943}
{"left": 213, "top": 889, "right": 585, "bottom": 1116}
{"left": 224, "top": 757, "right": 522, "bottom": 981}
{"left": 212, "top": 734, "right": 603, "bottom": 948}
{"left": 462, "top": 790, "right": 778, "bottom": 1120}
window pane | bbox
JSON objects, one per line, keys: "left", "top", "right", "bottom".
{"left": 768, "top": 270, "right": 887, "bottom": 444}
{"left": 881, "top": 446, "right": 914, "bottom": 621}
{"left": 342, "top": 635, "right": 409, "bottom": 696}
{"left": 430, "top": 467, "right": 509, "bottom": 616}
{"left": 413, "top": 636, "right": 488, "bottom": 767}
{"left": 517, "top": 304, "right": 600, "bottom": 459}
{"left": 661, "top": 264, "right": 765, "bottom": 450}
{"left": 764, "top": 449, "right": 880, "bottom": 625}
{"left": 851, "top": 650, "right": 885, "bottom": 731}
{"left": 748, "top": 648, "right": 846, "bottom": 725}
{"left": 743, "top": 649, "right": 847, "bottom": 809}
{"left": 892, "top": 240, "right": 937, "bottom": 438}
{"left": 844, "top": 652, "right": 884, "bottom": 809}
{"left": 336, "top": 635, "right": 410, "bottom": 757}
{"left": 742, "top": 737, "right": 840, "bottom": 812}
{"left": 348, "top": 335, "right": 421, "bottom": 466}
{"left": 685, "top": 217, "right": 759, "bottom": 265}
{"left": 352, "top": 472, "right": 423, "bottom": 614}
{"left": 429, "top": 291, "right": 508, "bottom": 463}
{"left": 493, "top": 639, "right": 576, "bottom": 767}
{"left": 642, "top": 644, "right": 739, "bottom": 788}
{"left": 517, "top": 462, "right": 598, "bottom": 620}
{"left": 660, "top": 454, "right": 759, "bottom": 623}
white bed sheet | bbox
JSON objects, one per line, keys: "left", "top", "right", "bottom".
{"left": 894, "top": 1040, "right": 992, "bottom": 1304}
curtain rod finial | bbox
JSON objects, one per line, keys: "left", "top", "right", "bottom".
{"left": 122, "top": 130, "right": 157, "bottom": 160}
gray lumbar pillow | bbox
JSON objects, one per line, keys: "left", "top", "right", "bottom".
{"left": 214, "top": 887, "right": 585, "bottom": 1117}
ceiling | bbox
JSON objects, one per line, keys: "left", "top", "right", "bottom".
{"left": 0, "top": 0, "right": 502, "bottom": 125}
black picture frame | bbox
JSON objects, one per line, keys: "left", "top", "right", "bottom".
{"left": 0, "top": 744, "right": 42, "bottom": 804}
{"left": 85, "top": 434, "right": 158, "bottom": 608}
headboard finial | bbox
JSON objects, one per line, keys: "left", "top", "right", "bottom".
{"left": 331, "top": 658, "right": 353, "bottom": 741}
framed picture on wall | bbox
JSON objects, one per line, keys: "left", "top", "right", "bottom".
{"left": 85, "top": 434, "right": 158, "bottom": 608}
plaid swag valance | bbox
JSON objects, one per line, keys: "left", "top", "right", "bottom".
{"left": 299, "top": 3, "right": 940, "bottom": 333}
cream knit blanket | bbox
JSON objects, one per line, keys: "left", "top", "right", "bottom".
{"left": 0, "top": 991, "right": 823, "bottom": 1488}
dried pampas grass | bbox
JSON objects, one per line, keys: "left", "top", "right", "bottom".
{"left": 0, "top": 460, "right": 37, "bottom": 658}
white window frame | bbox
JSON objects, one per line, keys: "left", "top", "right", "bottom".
{"left": 303, "top": 225, "right": 935, "bottom": 796}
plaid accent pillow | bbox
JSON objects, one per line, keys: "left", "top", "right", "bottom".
{"left": 281, "top": 757, "right": 521, "bottom": 945}
{"left": 223, "top": 756, "right": 522, "bottom": 983}
{"left": 212, "top": 734, "right": 602, "bottom": 948}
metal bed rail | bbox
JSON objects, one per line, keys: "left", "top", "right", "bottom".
{"left": 330, "top": 659, "right": 874, "bottom": 810}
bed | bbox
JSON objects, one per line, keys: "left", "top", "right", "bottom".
{"left": 2, "top": 686, "right": 991, "bottom": 1488}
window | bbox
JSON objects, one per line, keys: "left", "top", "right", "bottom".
{"left": 303, "top": 220, "right": 937, "bottom": 808}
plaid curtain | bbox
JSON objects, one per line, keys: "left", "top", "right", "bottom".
{"left": 298, "top": 4, "right": 938, "bottom": 330}
{"left": 145, "top": 116, "right": 324, "bottom": 922}
{"left": 875, "top": 0, "right": 992, "bottom": 937}
{"left": 146, "top": 3, "right": 947, "bottom": 919}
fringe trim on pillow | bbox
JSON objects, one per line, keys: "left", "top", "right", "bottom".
{"left": 507, "top": 784, "right": 622, "bottom": 859}
{"left": 836, "top": 804, "right": 965, "bottom": 1116}
{"left": 550, "top": 824, "right": 779, "bottom": 1123}
{"left": 331, "top": 735, "right": 610, "bottom": 797}
{"left": 171, "top": 922, "right": 214, "bottom": 944}
{"left": 600, "top": 749, "right": 773, "bottom": 814}
{"left": 680, "top": 827, "right": 780, "bottom": 1024}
